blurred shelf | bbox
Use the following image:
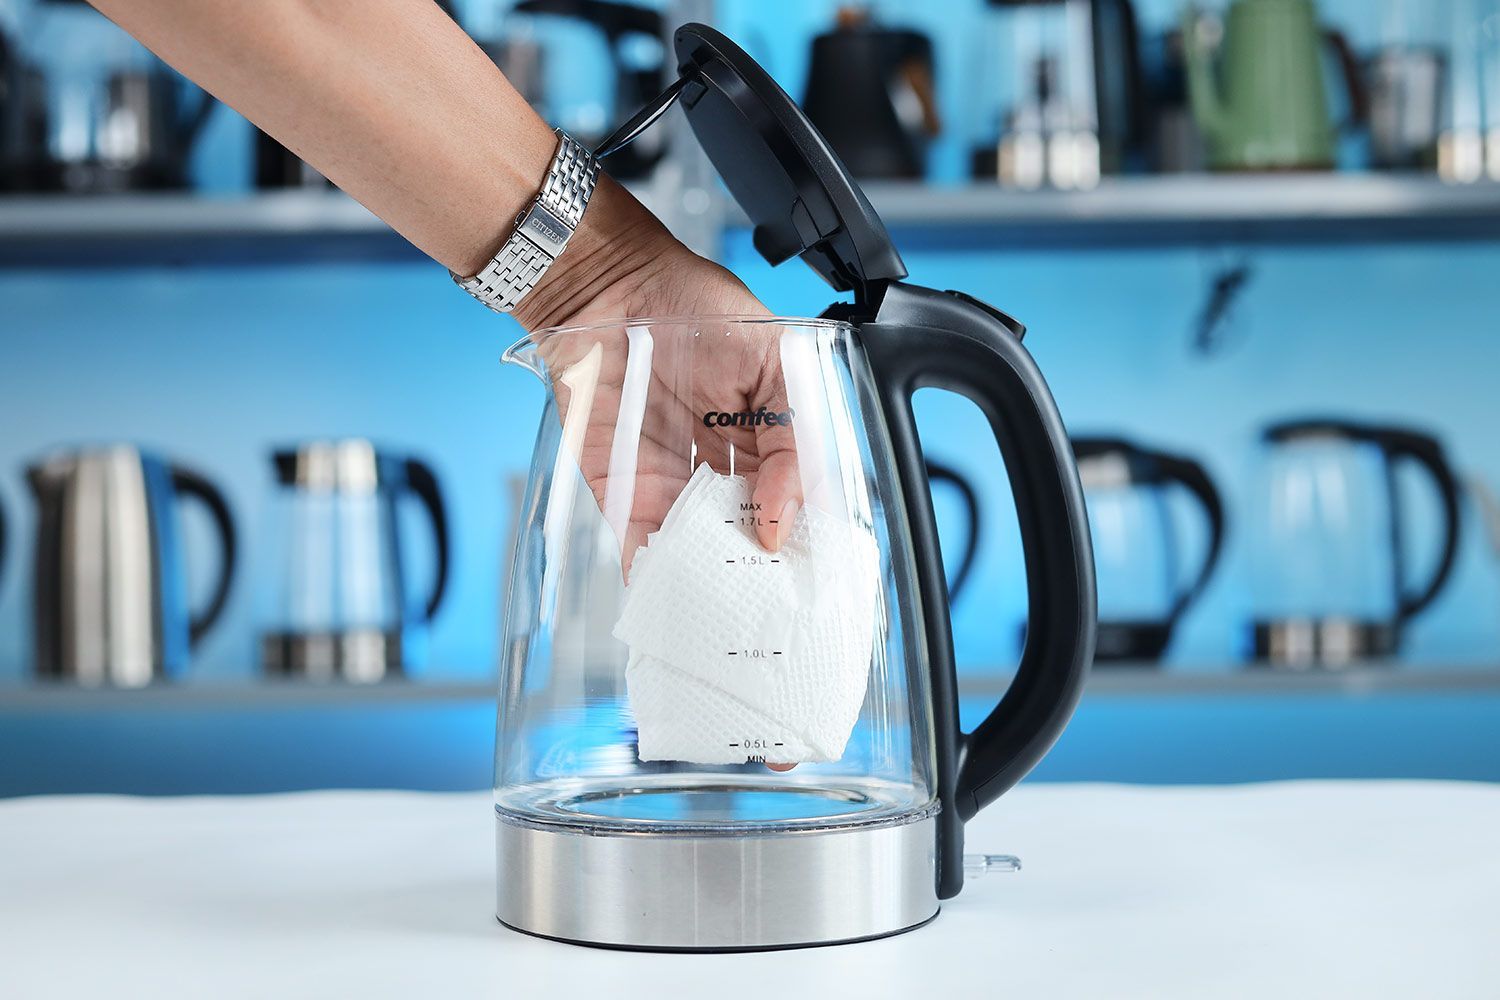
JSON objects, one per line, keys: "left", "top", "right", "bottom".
{"left": 963, "top": 663, "right": 1500, "bottom": 697}
{"left": 0, "top": 190, "right": 406, "bottom": 267}
{"left": 3, "top": 666, "right": 1497, "bottom": 794}
{"left": 843, "top": 175, "right": 1500, "bottom": 250}
{"left": 1, "top": 664, "right": 1497, "bottom": 711}
{"left": 3, "top": 175, "right": 1499, "bottom": 268}
{"left": 0, "top": 677, "right": 499, "bottom": 710}
{"left": 0, "top": 181, "right": 666, "bottom": 268}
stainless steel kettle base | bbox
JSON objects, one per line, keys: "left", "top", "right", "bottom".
{"left": 495, "top": 813, "right": 939, "bottom": 951}
{"left": 1251, "top": 618, "right": 1398, "bottom": 667}
{"left": 261, "top": 629, "right": 402, "bottom": 682}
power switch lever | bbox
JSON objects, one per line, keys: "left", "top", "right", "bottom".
{"left": 945, "top": 290, "right": 1027, "bottom": 341}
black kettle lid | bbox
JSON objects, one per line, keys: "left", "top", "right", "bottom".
{"left": 674, "top": 24, "right": 906, "bottom": 302}
{"left": 602, "top": 23, "right": 906, "bottom": 305}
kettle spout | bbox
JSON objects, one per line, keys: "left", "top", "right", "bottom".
{"left": 501, "top": 335, "right": 547, "bottom": 383}
{"left": 1180, "top": 8, "right": 1227, "bottom": 144}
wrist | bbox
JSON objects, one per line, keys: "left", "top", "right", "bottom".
{"left": 510, "top": 175, "right": 685, "bottom": 332}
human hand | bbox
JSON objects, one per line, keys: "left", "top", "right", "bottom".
{"left": 514, "top": 181, "right": 802, "bottom": 576}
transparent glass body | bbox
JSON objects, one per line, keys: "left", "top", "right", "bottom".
{"left": 496, "top": 318, "right": 937, "bottom": 833}
{"left": 262, "top": 442, "right": 426, "bottom": 637}
{"left": 1248, "top": 436, "right": 1396, "bottom": 621}
{"left": 267, "top": 486, "right": 402, "bottom": 634}
{"left": 1087, "top": 480, "right": 1178, "bottom": 623}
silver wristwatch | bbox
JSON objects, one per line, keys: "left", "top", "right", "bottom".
{"left": 452, "top": 129, "right": 600, "bottom": 314}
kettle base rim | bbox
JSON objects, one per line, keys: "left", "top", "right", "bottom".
{"left": 494, "top": 911, "right": 941, "bottom": 954}
{"left": 495, "top": 813, "right": 939, "bottom": 950}
{"left": 1251, "top": 617, "right": 1400, "bottom": 667}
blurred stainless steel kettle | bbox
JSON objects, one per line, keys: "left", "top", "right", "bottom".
{"left": 27, "top": 446, "right": 237, "bottom": 686}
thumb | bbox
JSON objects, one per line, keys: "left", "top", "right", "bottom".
{"left": 751, "top": 435, "right": 801, "bottom": 552}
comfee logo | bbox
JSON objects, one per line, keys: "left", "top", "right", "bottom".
{"left": 702, "top": 407, "right": 795, "bottom": 428}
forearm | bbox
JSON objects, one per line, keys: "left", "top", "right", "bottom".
{"left": 88, "top": 0, "right": 678, "bottom": 325}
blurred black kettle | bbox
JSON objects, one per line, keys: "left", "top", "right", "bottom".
{"left": 803, "top": 6, "right": 940, "bottom": 179}
{"left": 507, "top": 0, "right": 668, "bottom": 179}
{"left": 925, "top": 460, "right": 981, "bottom": 605}
{"left": 1073, "top": 437, "right": 1224, "bottom": 662}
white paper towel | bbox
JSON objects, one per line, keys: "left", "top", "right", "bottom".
{"left": 613, "top": 464, "right": 880, "bottom": 764}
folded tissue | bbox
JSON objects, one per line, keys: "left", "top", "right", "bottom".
{"left": 614, "top": 464, "right": 881, "bottom": 764}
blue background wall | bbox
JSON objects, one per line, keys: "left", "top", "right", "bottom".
{"left": 5, "top": 239, "right": 1499, "bottom": 681}
{"left": 2, "top": 0, "right": 1499, "bottom": 796}
{"left": 3, "top": 0, "right": 1499, "bottom": 683}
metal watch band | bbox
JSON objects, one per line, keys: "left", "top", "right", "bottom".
{"left": 452, "top": 129, "right": 600, "bottom": 314}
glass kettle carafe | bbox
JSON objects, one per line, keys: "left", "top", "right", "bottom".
{"left": 1073, "top": 437, "right": 1224, "bottom": 663}
{"left": 15, "top": 0, "right": 216, "bottom": 192}
{"left": 478, "top": 0, "right": 667, "bottom": 180}
{"left": 261, "top": 440, "right": 449, "bottom": 682}
{"left": 492, "top": 24, "right": 1096, "bottom": 952}
{"left": 1248, "top": 419, "right": 1461, "bottom": 667}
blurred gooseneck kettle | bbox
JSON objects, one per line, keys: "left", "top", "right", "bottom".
{"left": 492, "top": 24, "right": 1095, "bottom": 952}
{"left": 1248, "top": 419, "right": 1461, "bottom": 667}
{"left": 1074, "top": 437, "right": 1224, "bottom": 662}
{"left": 27, "top": 446, "right": 236, "bottom": 687}
{"left": 802, "top": 5, "right": 940, "bottom": 180}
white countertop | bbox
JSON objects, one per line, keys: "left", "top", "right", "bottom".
{"left": 4, "top": 782, "right": 1497, "bottom": 999}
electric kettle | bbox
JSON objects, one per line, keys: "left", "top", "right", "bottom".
{"left": 970, "top": 0, "right": 1145, "bottom": 187}
{"left": 1074, "top": 437, "right": 1224, "bottom": 663}
{"left": 1248, "top": 419, "right": 1460, "bottom": 667}
{"left": 802, "top": 6, "right": 940, "bottom": 180}
{"left": 0, "top": 493, "right": 8, "bottom": 594}
{"left": 489, "top": 0, "right": 668, "bottom": 181}
{"left": 27, "top": 445, "right": 236, "bottom": 687}
{"left": 0, "top": 27, "right": 48, "bottom": 192}
{"left": 925, "top": 460, "right": 982, "bottom": 605}
{"left": 1182, "top": 0, "right": 1364, "bottom": 171}
{"left": 493, "top": 24, "right": 1095, "bottom": 951}
{"left": 17, "top": 0, "right": 217, "bottom": 192}
{"left": 261, "top": 440, "right": 449, "bottom": 682}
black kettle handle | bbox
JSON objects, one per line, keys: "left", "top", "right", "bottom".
{"left": 863, "top": 282, "right": 1095, "bottom": 898}
{"left": 1153, "top": 452, "right": 1225, "bottom": 626}
{"left": 403, "top": 458, "right": 451, "bottom": 623}
{"left": 923, "top": 459, "right": 982, "bottom": 606}
{"left": 1371, "top": 428, "right": 1462, "bottom": 625}
{"left": 170, "top": 467, "right": 237, "bottom": 645}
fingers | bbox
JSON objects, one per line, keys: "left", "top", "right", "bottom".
{"left": 750, "top": 446, "right": 800, "bottom": 551}
{"left": 746, "top": 334, "right": 803, "bottom": 552}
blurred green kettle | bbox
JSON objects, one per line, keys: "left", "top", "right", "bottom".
{"left": 1182, "top": 0, "right": 1364, "bottom": 170}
